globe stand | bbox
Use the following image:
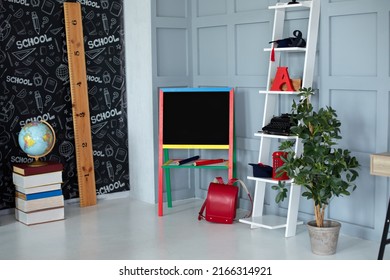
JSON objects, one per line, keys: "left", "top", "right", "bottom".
{"left": 28, "top": 156, "right": 49, "bottom": 167}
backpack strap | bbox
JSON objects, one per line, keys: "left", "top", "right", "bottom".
{"left": 228, "top": 178, "right": 253, "bottom": 219}
{"left": 198, "top": 199, "right": 207, "bottom": 221}
{"left": 198, "top": 177, "right": 225, "bottom": 220}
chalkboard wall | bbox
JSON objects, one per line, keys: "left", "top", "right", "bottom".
{"left": 0, "top": 0, "right": 129, "bottom": 210}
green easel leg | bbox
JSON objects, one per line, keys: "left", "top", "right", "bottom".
{"left": 164, "top": 149, "right": 172, "bottom": 208}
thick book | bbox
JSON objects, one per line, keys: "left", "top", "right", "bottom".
{"left": 12, "top": 171, "right": 63, "bottom": 188}
{"left": 13, "top": 162, "right": 63, "bottom": 176}
{"left": 15, "top": 196, "right": 64, "bottom": 212}
{"left": 15, "top": 183, "right": 62, "bottom": 195}
{"left": 15, "top": 207, "right": 65, "bottom": 226}
{"left": 15, "top": 189, "right": 63, "bottom": 200}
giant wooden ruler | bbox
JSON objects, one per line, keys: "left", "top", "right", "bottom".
{"left": 64, "top": 2, "right": 96, "bottom": 207}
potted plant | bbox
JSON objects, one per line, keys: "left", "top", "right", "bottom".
{"left": 272, "top": 87, "right": 360, "bottom": 255}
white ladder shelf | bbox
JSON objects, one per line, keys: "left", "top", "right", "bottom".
{"left": 239, "top": 0, "right": 320, "bottom": 237}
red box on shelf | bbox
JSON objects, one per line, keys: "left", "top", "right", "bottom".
{"left": 272, "top": 151, "right": 289, "bottom": 180}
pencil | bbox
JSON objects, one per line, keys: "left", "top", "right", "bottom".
{"left": 193, "top": 159, "right": 225, "bottom": 166}
{"left": 175, "top": 155, "right": 200, "bottom": 165}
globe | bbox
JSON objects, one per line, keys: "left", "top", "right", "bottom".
{"left": 18, "top": 121, "right": 56, "bottom": 163}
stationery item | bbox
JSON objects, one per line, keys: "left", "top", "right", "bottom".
{"left": 102, "top": 13, "right": 109, "bottom": 35}
{"left": 175, "top": 155, "right": 200, "bottom": 165}
{"left": 193, "top": 159, "right": 225, "bottom": 166}
{"left": 32, "top": 11, "right": 40, "bottom": 34}
{"left": 5, "top": 35, "right": 15, "bottom": 50}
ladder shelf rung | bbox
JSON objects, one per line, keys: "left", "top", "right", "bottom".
{"left": 269, "top": 1, "right": 312, "bottom": 10}
{"left": 264, "top": 47, "right": 306, "bottom": 52}
{"left": 247, "top": 176, "right": 293, "bottom": 185}
{"left": 259, "top": 90, "right": 300, "bottom": 95}
{"left": 254, "top": 132, "right": 298, "bottom": 140}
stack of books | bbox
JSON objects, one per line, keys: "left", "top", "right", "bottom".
{"left": 12, "top": 161, "right": 65, "bottom": 225}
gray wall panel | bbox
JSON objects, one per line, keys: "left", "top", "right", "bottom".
{"left": 234, "top": 87, "right": 266, "bottom": 138}
{"left": 156, "top": 28, "right": 188, "bottom": 76}
{"left": 197, "top": 26, "right": 228, "bottom": 75}
{"left": 330, "top": 90, "right": 377, "bottom": 153}
{"left": 330, "top": 13, "right": 377, "bottom": 77}
{"left": 330, "top": 167, "right": 376, "bottom": 229}
{"left": 197, "top": 0, "right": 227, "bottom": 17}
{"left": 235, "top": 0, "right": 268, "bottom": 13}
{"left": 156, "top": 0, "right": 187, "bottom": 18}
{"left": 236, "top": 22, "right": 269, "bottom": 76}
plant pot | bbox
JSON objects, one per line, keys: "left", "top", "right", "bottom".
{"left": 307, "top": 220, "right": 341, "bottom": 255}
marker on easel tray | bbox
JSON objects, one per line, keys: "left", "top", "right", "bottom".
{"left": 175, "top": 155, "right": 200, "bottom": 165}
{"left": 193, "top": 159, "right": 225, "bottom": 166}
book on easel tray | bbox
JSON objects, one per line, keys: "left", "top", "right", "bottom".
{"left": 15, "top": 183, "right": 62, "bottom": 195}
{"left": 12, "top": 171, "right": 63, "bottom": 188}
{"left": 13, "top": 161, "right": 63, "bottom": 176}
{"left": 15, "top": 195, "right": 64, "bottom": 213}
{"left": 15, "top": 207, "right": 65, "bottom": 226}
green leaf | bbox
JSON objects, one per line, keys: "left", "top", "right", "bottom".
{"left": 271, "top": 87, "right": 360, "bottom": 208}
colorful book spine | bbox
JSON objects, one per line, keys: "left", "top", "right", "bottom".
{"left": 12, "top": 171, "right": 63, "bottom": 188}
{"left": 15, "top": 207, "right": 65, "bottom": 226}
{"left": 15, "top": 183, "right": 62, "bottom": 195}
{"left": 15, "top": 196, "right": 64, "bottom": 212}
{"left": 13, "top": 161, "right": 63, "bottom": 176}
{"left": 15, "top": 189, "right": 63, "bottom": 200}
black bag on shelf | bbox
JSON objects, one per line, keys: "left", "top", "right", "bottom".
{"left": 269, "top": 30, "right": 306, "bottom": 48}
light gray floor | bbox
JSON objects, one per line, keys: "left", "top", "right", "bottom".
{"left": 0, "top": 195, "right": 389, "bottom": 260}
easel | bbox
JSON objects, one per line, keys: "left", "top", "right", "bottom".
{"left": 158, "top": 88, "right": 235, "bottom": 216}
